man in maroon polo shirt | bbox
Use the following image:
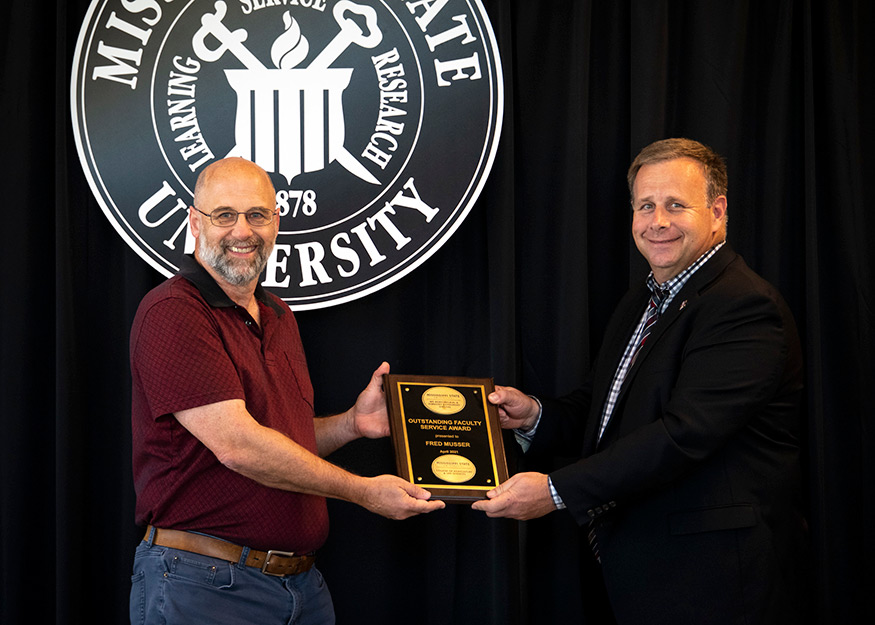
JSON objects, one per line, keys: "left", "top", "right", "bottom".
{"left": 129, "top": 157, "right": 444, "bottom": 625}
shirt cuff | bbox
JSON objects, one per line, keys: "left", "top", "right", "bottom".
{"left": 512, "top": 395, "right": 543, "bottom": 452}
{"left": 548, "top": 476, "right": 566, "bottom": 510}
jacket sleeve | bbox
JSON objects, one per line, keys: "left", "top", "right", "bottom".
{"left": 548, "top": 278, "right": 800, "bottom": 526}
{"left": 526, "top": 380, "right": 593, "bottom": 459}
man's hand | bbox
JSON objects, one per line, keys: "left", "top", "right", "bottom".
{"left": 359, "top": 474, "right": 446, "bottom": 520}
{"left": 471, "top": 472, "right": 556, "bottom": 520}
{"left": 488, "top": 385, "right": 541, "bottom": 431}
{"left": 314, "top": 362, "right": 391, "bottom": 456}
{"left": 350, "top": 361, "right": 392, "bottom": 439}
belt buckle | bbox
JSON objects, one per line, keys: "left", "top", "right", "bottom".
{"left": 261, "top": 549, "right": 295, "bottom": 577}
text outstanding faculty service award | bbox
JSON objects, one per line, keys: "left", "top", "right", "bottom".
{"left": 384, "top": 375, "right": 508, "bottom": 503}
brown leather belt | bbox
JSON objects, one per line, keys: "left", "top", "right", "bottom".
{"left": 145, "top": 525, "right": 315, "bottom": 577}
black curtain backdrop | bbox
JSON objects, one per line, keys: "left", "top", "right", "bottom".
{"left": 2, "top": 1, "right": 872, "bottom": 623}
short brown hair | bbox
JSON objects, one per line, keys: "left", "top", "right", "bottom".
{"left": 627, "top": 138, "right": 728, "bottom": 206}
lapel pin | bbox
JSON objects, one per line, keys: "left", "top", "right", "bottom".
{"left": 679, "top": 300, "right": 688, "bottom": 311}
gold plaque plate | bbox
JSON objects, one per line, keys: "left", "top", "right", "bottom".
{"left": 384, "top": 374, "right": 509, "bottom": 503}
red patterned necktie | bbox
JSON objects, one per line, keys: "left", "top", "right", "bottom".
{"left": 631, "top": 290, "right": 664, "bottom": 364}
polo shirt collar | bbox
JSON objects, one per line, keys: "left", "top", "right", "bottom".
{"left": 178, "top": 254, "right": 286, "bottom": 317}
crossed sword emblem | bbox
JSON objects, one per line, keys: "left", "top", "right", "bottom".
{"left": 192, "top": 0, "right": 383, "bottom": 184}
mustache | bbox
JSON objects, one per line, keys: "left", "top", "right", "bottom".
{"left": 219, "top": 233, "right": 264, "bottom": 251}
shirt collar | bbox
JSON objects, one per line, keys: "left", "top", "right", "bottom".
{"left": 646, "top": 240, "right": 725, "bottom": 310}
{"left": 178, "top": 254, "right": 286, "bottom": 317}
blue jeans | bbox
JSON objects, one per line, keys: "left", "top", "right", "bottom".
{"left": 130, "top": 532, "right": 334, "bottom": 625}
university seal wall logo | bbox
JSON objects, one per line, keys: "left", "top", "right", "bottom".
{"left": 71, "top": 0, "right": 503, "bottom": 309}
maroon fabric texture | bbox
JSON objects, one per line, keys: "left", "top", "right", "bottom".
{"left": 130, "top": 257, "right": 328, "bottom": 552}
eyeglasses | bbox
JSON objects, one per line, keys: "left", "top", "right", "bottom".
{"left": 194, "top": 207, "right": 277, "bottom": 227}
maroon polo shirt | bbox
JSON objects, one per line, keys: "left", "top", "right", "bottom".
{"left": 130, "top": 255, "right": 329, "bottom": 552}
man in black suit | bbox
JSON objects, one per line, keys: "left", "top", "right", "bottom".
{"left": 473, "top": 138, "right": 807, "bottom": 624}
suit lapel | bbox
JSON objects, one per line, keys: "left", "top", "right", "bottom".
{"left": 584, "top": 284, "right": 650, "bottom": 453}
{"left": 594, "top": 244, "right": 738, "bottom": 447}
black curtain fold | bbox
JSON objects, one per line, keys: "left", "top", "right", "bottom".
{"left": 2, "top": 0, "right": 872, "bottom": 623}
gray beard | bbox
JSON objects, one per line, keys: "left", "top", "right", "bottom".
{"left": 198, "top": 234, "right": 273, "bottom": 287}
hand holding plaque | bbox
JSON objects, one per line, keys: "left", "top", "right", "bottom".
{"left": 383, "top": 375, "right": 509, "bottom": 503}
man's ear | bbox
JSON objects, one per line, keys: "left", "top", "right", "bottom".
{"left": 711, "top": 196, "right": 727, "bottom": 230}
{"left": 188, "top": 206, "right": 202, "bottom": 239}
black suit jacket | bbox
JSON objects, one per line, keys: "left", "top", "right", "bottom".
{"left": 531, "top": 244, "right": 807, "bottom": 624}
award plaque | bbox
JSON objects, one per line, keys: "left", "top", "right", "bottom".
{"left": 384, "top": 374, "right": 509, "bottom": 503}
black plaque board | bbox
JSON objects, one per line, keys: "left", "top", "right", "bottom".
{"left": 384, "top": 374, "right": 509, "bottom": 503}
